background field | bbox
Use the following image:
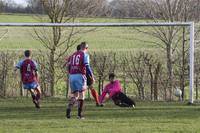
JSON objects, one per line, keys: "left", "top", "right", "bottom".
{"left": 0, "top": 98, "right": 200, "bottom": 133}
{"left": 0, "top": 14, "right": 158, "bottom": 50}
{"left": 0, "top": 14, "right": 198, "bottom": 133}
{"left": 0, "top": 13, "right": 165, "bottom": 98}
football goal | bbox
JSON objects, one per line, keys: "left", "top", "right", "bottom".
{"left": 0, "top": 22, "right": 195, "bottom": 103}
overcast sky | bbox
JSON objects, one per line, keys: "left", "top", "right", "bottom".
{"left": 14, "top": 0, "right": 27, "bottom": 5}
{"left": 10, "top": 0, "right": 113, "bottom": 7}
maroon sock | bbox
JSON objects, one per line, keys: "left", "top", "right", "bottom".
{"left": 78, "top": 99, "right": 84, "bottom": 117}
{"left": 31, "top": 94, "right": 36, "bottom": 101}
{"left": 31, "top": 95, "right": 36, "bottom": 102}
{"left": 67, "top": 97, "right": 76, "bottom": 110}
{"left": 36, "top": 93, "right": 40, "bottom": 101}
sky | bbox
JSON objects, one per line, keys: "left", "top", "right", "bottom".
{"left": 14, "top": 0, "right": 28, "bottom": 6}
{"left": 12, "top": 0, "right": 113, "bottom": 7}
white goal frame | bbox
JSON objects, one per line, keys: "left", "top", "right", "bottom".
{"left": 0, "top": 22, "right": 195, "bottom": 103}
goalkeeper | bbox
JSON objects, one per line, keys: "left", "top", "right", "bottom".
{"left": 99, "top": 73, "right": 136, "bottom": 108}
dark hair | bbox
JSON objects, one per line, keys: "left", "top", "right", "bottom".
{"left": 109, "top": 73, "right": 115, "bottom": 79}
{"left": 24, "top": 50, "right": 31, "bottom": 57}
{"left": 77, "top": 44, "right": 81, "bottom": 51}
{"left": 80, "top": 42, "right": 88, "bottom": 50}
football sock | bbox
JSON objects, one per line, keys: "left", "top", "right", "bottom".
{"left": 78, "top": 99, "right": 84, "bottom": 117}
{"left": 31, "top": 94, "right": 36, "bottom": 101}
{"left": 36, "top": 90, "right": 41, "bottom": 101}
{"left": 66, "top": 108, "right": 71, "bottom": 118}
{"left": 90, "top": 88, "right": 100, "bottom": 105}
{"left": 67, "top": 97, "right": 76, "bottom": 109}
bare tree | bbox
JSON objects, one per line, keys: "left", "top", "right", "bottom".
{"left": 119, "top": 55, "right": 129, "bottom": 94}
{"left": 109, "top": 0, "right": 199, "bottom": 100}
{"left": 194, "top": 50, "right": 200, "bottom": 100}
{"left": 0, "top": 0, "right": 8, "bottom": 41}
{"left": 123, "top": 51, "right": 162, "bottom": 100}
{"left": 125, "top": 52, "right": 148, "bottom": 100}
{"left": 129, "top": 0, "right": 199, "bottom": 100}
{"left": 27, "top": 0, "right": 111, "bottom": 17}
{"left": 0, "top": 52, "right": 9, "bottom": 97}
{"left": 31, "top": 0, "right": 80, "bottom": 96}
{"left": 71, "top": 0, "right": 111, "bottom": 17}
{"left": 0, "top": 0, "right": 3, "bottom": 12}
{"left": 91, "top": 51, "right": 117, "bottom": 94}
{"left": 31, "top": 0, "right": 107, "bottom": 96}
{"left": 109, "top": 0, "right": 142, "bottom": 18}
{"left": 144, "top": 54, "right": 162, "bottom": 100}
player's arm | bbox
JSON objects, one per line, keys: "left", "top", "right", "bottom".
{"left": 84, "top": 54, "right": 94, "bottom": 81}
{"left": 13, "top": 60, "right": 23, "bottom": 81}
{"left": 14, "top": 67, "right": 18, "bottom": 72}
{"left": 14, "top": 66, "right": 19, "bottom": 77}
{"left": 14, "top": 60, "right": 22, "bottom": 72}
{"left": 33, "top": 61, "right": 40, "bottom": 82}
{"left": 35, "top": 71, "right": 39, "bottom": 82}
{"left": 99, "top": 91, "right": 107, "bottom": 104}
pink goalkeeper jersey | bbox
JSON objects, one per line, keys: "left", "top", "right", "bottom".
{"left": 99, "top": 80, "right": 122, "bottom": 104}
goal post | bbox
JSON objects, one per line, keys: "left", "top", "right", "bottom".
{"left": 0, "top": 22, "right": 195, "bottom": 103}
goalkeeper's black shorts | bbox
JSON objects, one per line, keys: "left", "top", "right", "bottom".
{"left": 86, "top": 74, "right": 93, "bottom": 86}
{"left": 112, "top": 92, "right": 136, "bottom": 107}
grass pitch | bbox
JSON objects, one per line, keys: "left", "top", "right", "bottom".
{"left": 0, "top": 13, "right": 158, "bottom": 50}
{"left": 0, "top": 98, "right": 200, "bottom": 133}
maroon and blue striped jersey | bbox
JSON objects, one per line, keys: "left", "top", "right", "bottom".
{"left": 16, "top": 59, "right": 38, "bottom": 84}
{"left": 68, "top": 51, "right": 86, "bottom": 75}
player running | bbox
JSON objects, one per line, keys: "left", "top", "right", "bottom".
{"left": 14, "top": 50, "right": 41, "bottom": 108}
{"left": 66, "top": 42, "right": 94, "bottom": 119}
{"left": 99, "top": 73, "right": 136, "bottom": 108}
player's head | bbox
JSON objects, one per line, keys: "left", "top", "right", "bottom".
{"left": 80, "top": 42, "right": 88, "bottom": 51}
{"left": 109, "top": 73, "right": 115, "bottom": 83}
{"left": 24, "top": 50, "right": 31, "bottom": 58}
{"left": 77, "top": 44, "right": 81, "bottom": 51}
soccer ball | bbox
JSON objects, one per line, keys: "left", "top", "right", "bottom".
{"left": 174, "top": 88, "right": 182, "bottom": 97}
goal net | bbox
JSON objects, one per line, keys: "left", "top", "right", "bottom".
{"left": 0, "top": 22, "right": 195, "bottom": 103}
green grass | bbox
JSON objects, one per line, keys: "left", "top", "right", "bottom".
{"left": 0, "top": 98, "right": 200, "bottom": 133}
{"left": 0, "top": 13, "right": 160, "bottom": 50}
{"left": 0, "top": 13, "right": 39, "bottom": 22}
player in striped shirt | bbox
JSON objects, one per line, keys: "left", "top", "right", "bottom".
{"left": 14, "top": 50, "right": 41, "bottom": 108}
{"left": 73, "top": 44, "right": 100, "bottom": 106}
{"left": 66, "top": 42, "right": 95, "bottom": 119}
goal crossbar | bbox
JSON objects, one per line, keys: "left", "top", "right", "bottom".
{"left": 0, "top": 22, "right": 195, "bottom": 104}
{"left": 0, "top": 22, "right": 193, "bottom": 27}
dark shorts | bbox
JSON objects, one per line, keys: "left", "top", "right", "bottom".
{"left": 111, "top": 92, "right": 136, "bottom": 107}
{"left": 86, "top": 74, "right": 93, "bottom": 86}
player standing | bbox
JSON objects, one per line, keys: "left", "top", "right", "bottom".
{"left": 75, "top": 44, "right": 100, "bottom": 106}
{"left": 14, "top": 50, "right": 41, "bottom": 108}
{"left": 66, "top": 42, "right": 94, "bottom": 119}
